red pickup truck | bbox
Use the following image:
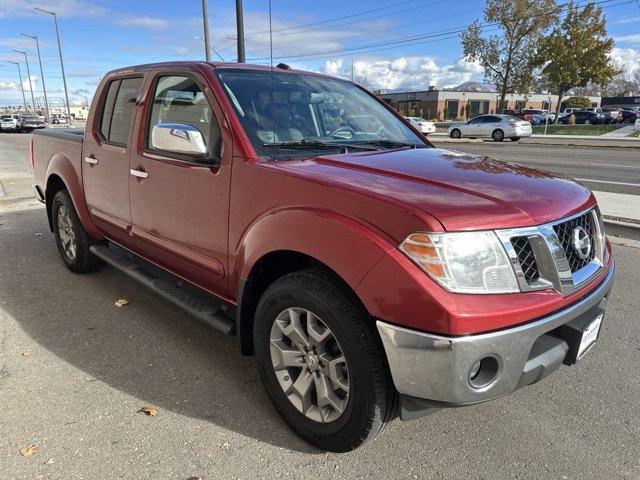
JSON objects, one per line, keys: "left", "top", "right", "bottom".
{"left": 31, "top": 61, "right": 615, "bottom": 452}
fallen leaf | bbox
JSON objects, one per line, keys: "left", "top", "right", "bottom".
{"left": 114, "top": 299, "right": 130, "bottom": 307}
{"left": 19, "top": 444, "right": 38, "bottom": 457}
{"left": 35, "top": 233, "right": 42, "bottom": 236}
{"left": 141, "top": 406, "right": 158, "bottom": 416}
{"left": 45, "top": 458, "right": 54, "bottom": 465}
{"left": 21, "top": 352, "right": 30, "bottom": 358}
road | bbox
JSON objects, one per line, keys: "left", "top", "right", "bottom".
{"left": 1, "top": 133, "right": 639, "bottom": 479}
{"left": 430, "top": 140, "right": 640, "bottom": 196}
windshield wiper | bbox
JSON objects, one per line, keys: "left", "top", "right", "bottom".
{"left": 263, "top": 140, "right": 377, "bottom": 153}
{"left": 349, "top": 139, "right": 427, "bottom": 150}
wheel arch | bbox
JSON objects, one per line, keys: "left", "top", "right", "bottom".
{"left": 234, "top": 207, "right": 395, "bottom": 355}
{"left": 44, "top": 153, "right": 102, "bottom": 239}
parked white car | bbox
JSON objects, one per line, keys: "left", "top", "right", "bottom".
{"left": 447, "top": 114, "right": 532, "bottom": 142}
{"left": 405, "top": 116, "right": 436, "bottom": 135}
{"left": 0, "top": 115, "right": 20, "bottom": 132}
{"left": 635, "top": 118, "right": 640, "bottom": 131}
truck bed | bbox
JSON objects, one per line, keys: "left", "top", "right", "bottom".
{"left": 32, "top": 128, "right": 85, "bottom": 199}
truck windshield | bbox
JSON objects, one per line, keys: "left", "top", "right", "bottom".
{"left": 214, "top": 68, "right": 425, "bottom": 159}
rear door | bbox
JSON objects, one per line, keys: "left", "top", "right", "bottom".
{"left": 82, "top": 75, "right": 143, "bottom": 243}
{"left": 128, "top": 69, "right": 232, "bottom": 295}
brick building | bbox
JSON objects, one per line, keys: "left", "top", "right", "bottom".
{"left": 378, "top": 87, "right": 601, "bottom": 121}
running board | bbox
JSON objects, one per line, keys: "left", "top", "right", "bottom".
{"left": 89, "top": 245, "right": 236, "bottom": 335}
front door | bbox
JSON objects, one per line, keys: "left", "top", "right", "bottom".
{"left": 129, "top": 71, "right": 232, "bottom": 296}
{"left": 82, "top": 76, "right": 143, "bottom": 243}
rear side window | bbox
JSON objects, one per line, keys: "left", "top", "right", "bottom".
{"left": 99, "top": 77, "right": 142, "bottom": 146}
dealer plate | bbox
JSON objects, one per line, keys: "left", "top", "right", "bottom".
{"left": 577, "top": 313, "right": 603, "bottom": 360}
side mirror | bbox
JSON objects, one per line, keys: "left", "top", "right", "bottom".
{"left": 151, "top": 123, "right": 209, "bottom": 157}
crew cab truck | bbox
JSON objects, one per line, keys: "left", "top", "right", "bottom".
{"left": 31, "top": 61, "right": 615, "bottom": 452}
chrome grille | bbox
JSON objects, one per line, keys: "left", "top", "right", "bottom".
{"left": 511, "top": 236, "right": 539, "bottom": 283}
{"left": 496, "top": 208, "right": 604, "bottom": 296}
{"left": 552, "top": 212, "right": 596, "bottom": 273}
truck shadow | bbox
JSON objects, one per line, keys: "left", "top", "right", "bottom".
{"left": 0, "top": 208, "right": 317, "bottom": 453}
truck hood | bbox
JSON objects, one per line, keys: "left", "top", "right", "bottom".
{"left": 275, "top": 147, "right": 595, "bottom": 231}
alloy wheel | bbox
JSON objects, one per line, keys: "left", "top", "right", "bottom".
{"left": 269, "top": 307, "right": 350, "bottom": 423}
{"left": 57, "top": 204, "right": 77, "bottom": 260}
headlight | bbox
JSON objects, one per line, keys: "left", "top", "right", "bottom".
{"left": 399, "top": 232, "right": 519, "bottom": 294}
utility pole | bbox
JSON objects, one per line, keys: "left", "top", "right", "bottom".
{"left": 21, "top": 34, "right": 50, "bottom": 122}
{"left": 35, "top": 7, "right": 73, "bottom": 126}
{"left": 201, "top": 0, "right": 211, "bottom": 62}
{"left": 12, "top": 50, "right": 36, "bottom": 113}
{"left": 7, "top": 61, "right": 27, "bottom": 111}
{"left": 236, "top": 0, "right": 245, "bottom": 62}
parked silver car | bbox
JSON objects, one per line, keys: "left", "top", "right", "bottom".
{"left": 447, "top": 114, "right": 532, "bottom": 142}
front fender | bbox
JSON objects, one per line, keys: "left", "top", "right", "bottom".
{"left": 233, "top": 206, "right": 397, "bottom": 299}
{"left": 46, "top": 152, "right": 102, "bottom": 239}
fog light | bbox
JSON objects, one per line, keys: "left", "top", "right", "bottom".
{"left": 468, "top": 356, "right": 500, "bottom": 389}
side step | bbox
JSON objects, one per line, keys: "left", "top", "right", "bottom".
{"left": 89, "top": 245, "right": 236, "bottom": 335}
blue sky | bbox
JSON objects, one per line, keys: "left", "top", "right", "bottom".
{"left": 1, "top": 0, "right": 639, "bottom": 106}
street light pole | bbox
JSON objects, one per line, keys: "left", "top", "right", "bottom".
{"left": 21, "top": 34, "right": 50, "bottom": 122}
{"left": 201, "top": 0, "right": 211, "bottom": 62}
{"left": 12, "top": 50, "right": 36, "bottom": 113}
{"left": 236, "top": 0, "right": 245, "bottom": 62}
{"left": 35, "top": 7, "right": 73, "bottom": 126}
{"left": 7, "top": 61, "right": 27, "bottom": 111}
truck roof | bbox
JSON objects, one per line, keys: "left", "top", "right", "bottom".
{"left": 104, "top": 60, "right": 335, "bottom": 80}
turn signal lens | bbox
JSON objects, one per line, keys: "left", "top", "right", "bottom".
{"left": 399, "top": 231, "right": 519, "bottom": 294}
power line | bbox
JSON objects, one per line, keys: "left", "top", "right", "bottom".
{"left": 247, "top": 0, "right": 632, "bottom": 63}
{"left": 247, "top": 0, "right": 430, "bottom": 37}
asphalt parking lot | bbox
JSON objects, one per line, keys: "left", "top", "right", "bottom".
{"left": 1, "top": 133, "right": 639, "bottom": 479}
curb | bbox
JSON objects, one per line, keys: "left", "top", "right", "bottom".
{"left": 428, "top": 135, "right": 640, "bottom": 148}
{"left": 603, "top": 217, "right": 640, "bottom": 231}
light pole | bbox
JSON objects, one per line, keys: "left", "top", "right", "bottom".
{"left": 21, "top": 34, "right": 50, "bottom": 122}
{"left": 35, "top": 7, "right": 73, "bottom": 126}
{"left": 7, "top": 61, "right": 27, "bottom": 111}
{"left": 11, "top": 50, "right": 36, "bottom": 113}
{"left": 201, "top": 0, "right": 211, "bottom": 62}
{"left": 236, "top": 0, "right": 245, "bottom": 63}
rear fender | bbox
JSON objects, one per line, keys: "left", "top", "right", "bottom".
{"left": 46, "top": 152, "right": 102, "bottom": 239}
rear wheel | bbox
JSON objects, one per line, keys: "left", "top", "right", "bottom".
{"left": 253, "top": 269, "right": 398, "bottom": 452}
{"left": 492, "top": 129, "right": 504, "bottom": 142}
{"left": 52, "top": 190, "right": 104, "bottom": 273}
{"left": 450, "top": 129, "right": 461, "bottom": 139}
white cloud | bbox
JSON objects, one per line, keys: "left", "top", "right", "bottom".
{"left": 612, "top": 16, "right": 640, "bottom": 25}
{"left": 0, "top": 0, "right": 107, "bottom": 18}
{"left": 0, "top": 82, "right": 18, "bottom": 91}
{"left": 614, "top": 34, "right": 640, "bottom": 45}
{"left": 611, "top": 47, "right": 640, "bottom": 75}
{"left": 320, "top": 56, "right": 484, "bottom": 91}
{"left": 118, "top": 16, "right": 168, "bottom": 29}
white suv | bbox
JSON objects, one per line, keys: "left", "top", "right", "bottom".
{"left": 0, "top": 115, "right": 20, "bottom": 132}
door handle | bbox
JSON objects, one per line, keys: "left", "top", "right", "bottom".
{"left": 85, "top": 156, "right": 98, "bottom": 165}
{"left": 130, "top": 168, "right": 149, "bottom": 179}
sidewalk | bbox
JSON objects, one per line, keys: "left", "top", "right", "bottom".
{"left": 594, "top": 191, "right": 640, "bottom": 227}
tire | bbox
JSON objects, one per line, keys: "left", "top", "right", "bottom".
{"left": 449, "top": 128, "right": 461, "bottom": 139}
{"left": 510, "top": 137, "right": 520, "bottom": 142}
{"left": 253, "top": 269, "right": 398, "bottom": 452}
{"left": 492, "top": 129, "right": 504, "bottom": 142}
{"left": 51, "top": 190, "right": 104, "bottom": 273}
{"left": 584, "top": 120, "right": 591, "bottom": 125}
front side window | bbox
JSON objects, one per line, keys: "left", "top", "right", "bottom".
{"left": 215, "top": 68, "right": 424, "bottom": 159}
{"left": 147, "top": 75, "right": 219, "bottom": 157}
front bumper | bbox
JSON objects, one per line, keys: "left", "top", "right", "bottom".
{"left": 377, "top": 261, "right": 615, "bottom": 410}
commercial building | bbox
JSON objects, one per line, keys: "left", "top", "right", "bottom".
{"left": 378, "top": 85, "right": 601, "bottom": 121}
{"left": 601, "top": 96, "right": 640, "bottom": 109}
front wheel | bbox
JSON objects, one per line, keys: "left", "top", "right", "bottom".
{"left": 492, "top": 129, "right": 504, "bottom": 142}
{"left": 253, "top": 269, "right": 398, "bottom": 452}
{"left": 449, "top": 128, "right": 461, "bottom": 139}
{"left": 52, "top": 190, "right": 104, "bottom": 273}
